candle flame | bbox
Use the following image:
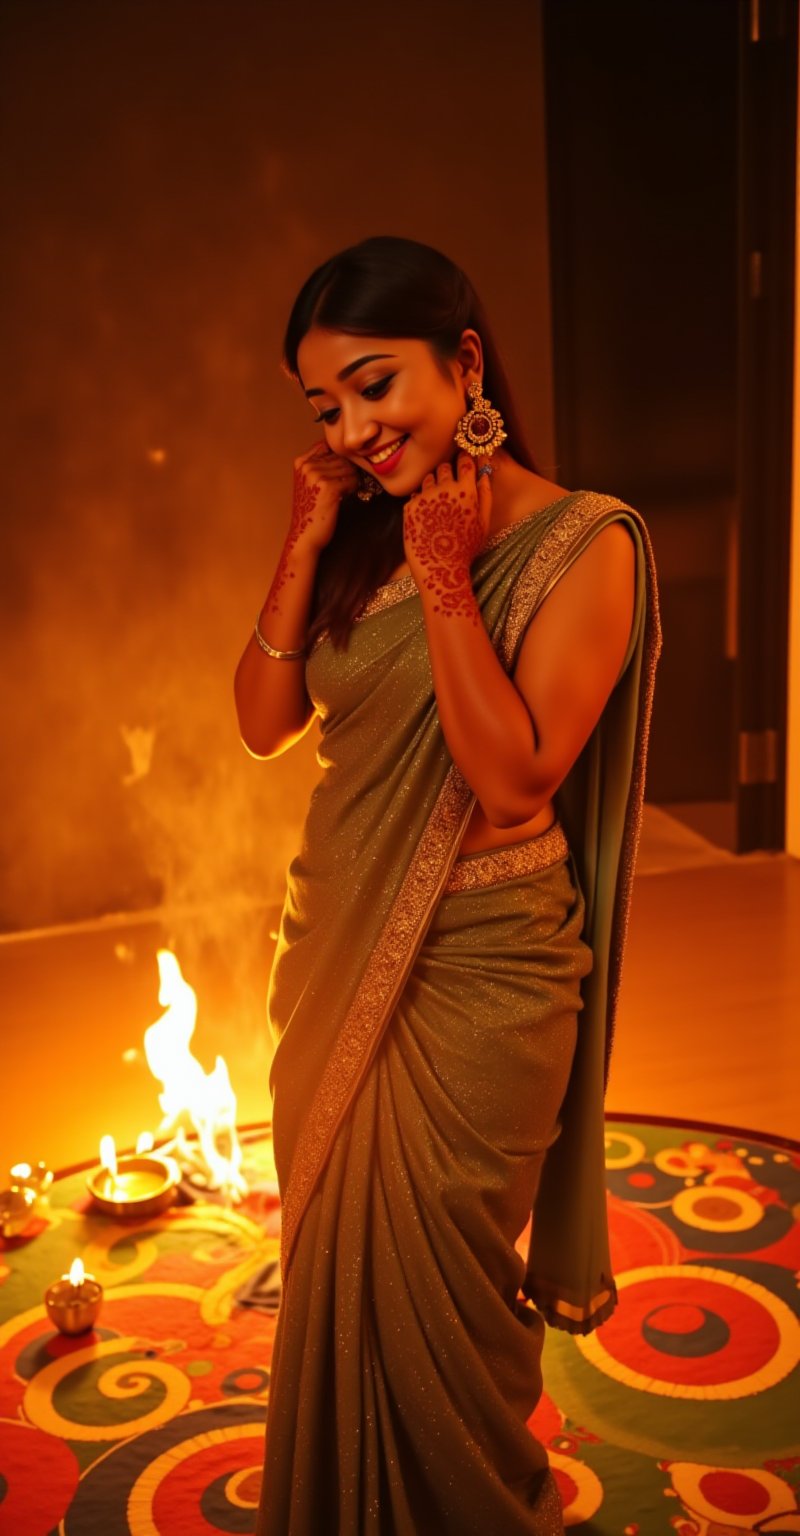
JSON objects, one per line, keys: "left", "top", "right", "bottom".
{"left": 136, "top": 1131, "right": 154, "bottom": 1154}
{"left": 99, "top": 1135, "right": 117, "bottom": 1178}
{"left": 10, "top": 1162, "right": 32, "bottom": 1180}
{"left": 69, "top": 1257, "right": 85, "bottom": 1287}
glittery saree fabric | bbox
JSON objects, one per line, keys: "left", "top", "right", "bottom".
{"left": 256, "top": 491, "right": 662, "bottom": 1535}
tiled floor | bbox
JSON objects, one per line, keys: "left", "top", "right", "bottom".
{"left": 2, "top": 803, "right": 797, "bottom": 1176}
{"left": 612, "top": 806, "right": 798, "bottom": 1142}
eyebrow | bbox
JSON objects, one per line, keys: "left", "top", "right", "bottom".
{"left": 304, "top": 353, "right": 397, "bottom": 398}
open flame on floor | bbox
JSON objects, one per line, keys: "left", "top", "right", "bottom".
{"left": 139, "top": 948, "right": 247, "bottom": 1203}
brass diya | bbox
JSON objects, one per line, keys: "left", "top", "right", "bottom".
{"left": 86, "top": 1153, "right": 181, "bottom": 1219}
{"left": 45, "top": 1260, "right": 103, "bottom": 1335}
{"left": 9, "top": 1160, "right": 54, "bottom": 1199}
{"left": 0, "top": 1184, "right": 38, "bottom": 1239}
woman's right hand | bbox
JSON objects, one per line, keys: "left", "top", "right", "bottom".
{"left": 288, "top": 441, "right": 360, "bottom": 555}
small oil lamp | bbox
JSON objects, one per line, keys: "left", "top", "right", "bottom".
{"left": 0, "top": 1183, "right": 37, "bottom": 1239}
{"left": 9, "top": 1160, "right": 54, "bottom": 1200}
{"left": 86, "top": 1134, "right": 179, "bottom": 1219}
{"left": 1, "top": 1159, "right": 54, "bottom": 1239}
{"left": 44, "top": 1257, "right": 103, "bottom": 1335}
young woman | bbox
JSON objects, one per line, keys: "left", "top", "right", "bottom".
{"left": 235, "top": 235, "right": 662, "bottom": 1535}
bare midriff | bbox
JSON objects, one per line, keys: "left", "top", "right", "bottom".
{"left": 457, "top": 797, "right": 556, "bottom": 855}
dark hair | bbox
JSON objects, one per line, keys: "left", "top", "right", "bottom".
{"left": 282, "top": 235, "right": 543, "bottom": 650}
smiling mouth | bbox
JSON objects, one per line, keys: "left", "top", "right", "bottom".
{"left": 367, "top": 434, "right": 409, "bottom": 466}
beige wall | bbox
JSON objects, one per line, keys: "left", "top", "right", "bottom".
{"left": 1, "top": 0, "right": 556, "bottom": 945}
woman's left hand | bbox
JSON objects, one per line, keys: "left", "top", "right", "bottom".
{"left": 403, "top": 452, "right": 493, "bottom": 616}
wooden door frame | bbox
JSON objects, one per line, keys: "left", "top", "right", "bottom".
{"left": 735, "top": 0, "right": 797, "bottom": 851}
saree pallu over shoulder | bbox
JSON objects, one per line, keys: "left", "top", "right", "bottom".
{"left": 268, "top": 489, "right": 662, "bottom": 1336}
{"left": 495, "top": 496, "right": 662, "bottom": 1331}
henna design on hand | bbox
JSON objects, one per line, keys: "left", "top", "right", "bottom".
{"left": 266, "top": 469, "right": 320, "bottom": 617}
{"left": 403, "top": 487, "right": 483, "bottom": 623}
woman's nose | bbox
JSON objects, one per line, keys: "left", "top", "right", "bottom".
{"left": 341, "top": 410, "right": 380, "bottom": 456}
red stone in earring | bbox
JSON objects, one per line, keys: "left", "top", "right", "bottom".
{"left": 454, "top": 379, "right": 507, "bottom": 457}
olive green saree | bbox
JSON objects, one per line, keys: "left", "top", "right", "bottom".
{"left": 256, "top": 491, "right": 662, "bottom": 1535}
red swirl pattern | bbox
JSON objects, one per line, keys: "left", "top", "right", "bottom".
{"left": 1, "top": 1117, "right": 797, "bottom": 1527}
{"left": 403, "top": 487, "right": 483, "bottom": 623}
{"left": 265, "top": 471, "right": 320, "bottom": 618}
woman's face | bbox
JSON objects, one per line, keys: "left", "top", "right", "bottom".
{"left": 295, "top": 327, "right": 481, "bottom": 496}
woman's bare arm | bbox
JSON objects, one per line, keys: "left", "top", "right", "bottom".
{"left": 403, "top": 451, "right": 636, "bottom": 825}
{"left": 233, "top": 540, "right": 319, "bottom": 760}
{"left": 234, "top": 443, "right": 359, "bottom": 760}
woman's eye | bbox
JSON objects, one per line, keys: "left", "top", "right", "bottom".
{"left": 362, "top": 374, "right": 394, "bottom": 399}
{"left": 313, "top": 374, "right": 395, "bottom": 425}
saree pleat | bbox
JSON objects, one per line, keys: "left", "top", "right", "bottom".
{"left": 258, "top": 845, "right": 590, "bottom": 1535}
{"left": 256, "top": 489, "right": 662, "bottom": 1533}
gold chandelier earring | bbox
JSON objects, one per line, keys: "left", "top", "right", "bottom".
{"left": 454, "top": 379, "right": 508, "bottom": 457}
{"left": 356, "top": 470, "right": 385, "bottom": 502}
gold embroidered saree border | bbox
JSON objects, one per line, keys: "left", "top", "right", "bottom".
{"left": 278, "top": 763, "right": 476, "bottom": 1285}
{"left": 354, "top": 571, "right": 416, "bottom": 623}
{"left": 280, "top": 491, "right": 662, "bottom": 1287}
{"left": 306, "top": 491, "right": 585, "bottom": 649}
{"left": 523, "top": 1277, "right": 619, "bottom": 1336}
{"left": 443, "top": 821, "right": 569, "bottom": 893}
{"left": 494, "top": 492, "right": 630, "bottom": 669}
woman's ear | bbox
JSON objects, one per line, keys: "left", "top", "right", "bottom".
{"left": 457, "top": 328, "right": 483, "bottom": 380}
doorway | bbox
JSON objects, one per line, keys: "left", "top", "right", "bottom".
{"left": 541, "top": 0, "right": 797, "bottom": 853}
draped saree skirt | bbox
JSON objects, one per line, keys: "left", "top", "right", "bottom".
{"left": 256, "top": 819, "right": 594, "bottom": 1536}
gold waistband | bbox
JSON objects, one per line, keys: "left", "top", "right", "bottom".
{"left": 443, "top": 820, "right": 569, "bottom": 894}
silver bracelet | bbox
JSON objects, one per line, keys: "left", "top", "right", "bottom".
{"left": 254, "top": 615, "right": 307, "bottom": 661}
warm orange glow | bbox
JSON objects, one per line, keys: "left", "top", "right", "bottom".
{"left": 789, "top": 36, "right": 800, "bottom": 857}
{"left": 143, "top": 949, "right": 245, "bottom": 1199}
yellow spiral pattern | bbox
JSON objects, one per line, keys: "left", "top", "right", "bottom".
{"left": 127, "top": 1421, "right": 266, "bottom": 1535}
{"left": 24, "top": 1336, "right": 191, "bottom": 1441}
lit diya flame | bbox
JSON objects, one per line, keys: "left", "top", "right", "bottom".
{"left": 99, "top": 1134, "right": 118, "bottom": 1191}
{"left": 44, "top": 1254, "right": 103, "bottom": 1334}
{"left": 89, "top": 1133, "right": 179, "bottom": 1217}
{"left": 142, "top": 949, "right": 246, "bottom": 1202}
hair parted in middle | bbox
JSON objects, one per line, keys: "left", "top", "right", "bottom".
{"left": 282, "top": 234, "right": 542, "bottom": 651}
